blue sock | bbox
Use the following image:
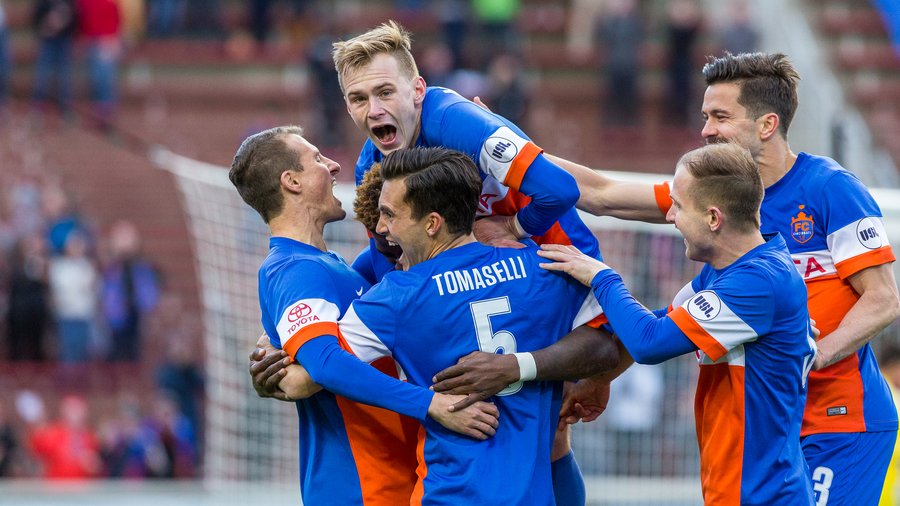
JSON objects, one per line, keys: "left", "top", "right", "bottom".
{"left": 552, "top": 450, "right": 586, "bottom": 506}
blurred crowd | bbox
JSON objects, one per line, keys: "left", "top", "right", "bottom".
{"left": 0, "top": 0, "right": 763, "bottom": 135}
{"left": 0, "top": 119, "right": 203, "bottom": 479}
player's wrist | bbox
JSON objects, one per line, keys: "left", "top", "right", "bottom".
{"left": 511, "top": 214, "right": 530, "bottom": 240}
{"left": 514, "top": 352, "right": 537, "bottom": 381}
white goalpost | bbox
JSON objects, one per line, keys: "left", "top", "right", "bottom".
{"left": 155, "top": 148, "right": 900, "bottom": 505}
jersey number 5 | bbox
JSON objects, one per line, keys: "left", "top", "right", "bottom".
{"left": 470, "top": 297, "right": 522, "bottom": 395}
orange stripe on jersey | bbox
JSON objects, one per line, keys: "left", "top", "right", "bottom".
{"left": 585, "top": 314, "right": 609, "bottom": 328}
{"left": 802, "top": 277, "right": 867, "bottom": 434}
{"left": 334, "top": 355, "right": 420, "bottom": 506}
{"left": 695, "top": 363, "right": 745, "bottom": 505}
{"left": 283, "top": 322, "right": 339, "bottom": 360}
{"left": 669, "top": 307, "right": 728, "bottom": 362}
{"left": 503, "top": 142, "right": 543, "bottom": 191}
{"left": 411, "top": 424, "right": 428, "bottom": 506}
{"left": 654, "top": 182, "right": 672, "bottom": 216}
{"left": 834, "top": 246, "right": 895, "bottom": 279}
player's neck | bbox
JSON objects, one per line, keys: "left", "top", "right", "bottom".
{"left": 412, "top": 233, "right": 476, "bottom": 266}
{"left": 268, "top": 212, "right": 328, "bottom": 252}
{"left": 757, "top": 139, "right": 797, "bottom": 188}
{"left": 709, "top": 230, "right": 765, "bottom": 270}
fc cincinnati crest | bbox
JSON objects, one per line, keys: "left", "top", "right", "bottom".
{"left": 790, "top": 205, "right": 814, "bottom": 244}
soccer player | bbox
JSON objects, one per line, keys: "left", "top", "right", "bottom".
{"left": 335, "top": 146, "right": 611, "bottom": 504}
{"left": 230, "top": 126, "right": 500, "bottom": 506}
{"left": 484, "top": 52, "right": 900, "bottom": 504}
{"left": 331, "top": 22, "right": 615, "bottom": 502}
{"left": 540, "top": 143, "right": 818, "bottom": 505}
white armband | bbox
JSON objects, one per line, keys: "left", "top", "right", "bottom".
{"left": 514, "top": 352, "right": 537, "bottom": 381}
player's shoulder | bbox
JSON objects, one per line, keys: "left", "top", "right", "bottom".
{"left": 354, "top": 140, "right": 382, "bottom": 185}
{"left": 796, "top": 152, "right": 868, "bottom": 193}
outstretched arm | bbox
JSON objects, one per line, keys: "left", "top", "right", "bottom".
{"left": 543, "top": 154, "right": 669, "bottom": 223}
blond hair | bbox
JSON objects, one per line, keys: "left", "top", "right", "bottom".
{"left": 332, "top": 20, "right": 419, "bottom": 91}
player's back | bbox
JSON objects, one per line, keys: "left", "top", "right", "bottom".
{"left": 340, "top": 241, "right": 601, "bottom": 505}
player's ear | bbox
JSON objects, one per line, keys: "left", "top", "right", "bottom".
{"left": 758, "top": 112, "right": 780, "bottom": 141}
{"left": 413, "top": 76, "right": 426, "bottom": 106}
{"left": 281, "top": 170, "right": 302, "bottom": 194}
{"left": 707, "top": 206, "right": 724, "bottom": 232}
{"left": 425, "top": 212, "right": 442, "bottom": 237}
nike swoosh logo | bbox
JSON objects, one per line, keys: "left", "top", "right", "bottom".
{"left": 355, "top": 287, "right": 364, "bottom": 296}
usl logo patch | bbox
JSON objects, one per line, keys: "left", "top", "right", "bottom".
{"left": 688, "top": 291, "right": 721, "bottom": 321}
{"left": 484, "top": 136, "right": 518, "bottom": 163}
{"left": 856, "top": 217, "right": 883, "bottom": 250}
{"left": 790, "top": 205, "right": 814, "bottom": 244}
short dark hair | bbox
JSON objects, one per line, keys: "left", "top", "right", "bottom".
{"left": 678, "top": 143, "right": 763, "bottom": 233}
{"left": 703, "top": 52, "right": 800, "bottom": 138}
{"left": 229, "top": 126, "right": 304, "bottom": 223}
{"left": 380, "top": 147, "right": 481, "bottom": 235}
{"left": 354, "top": 162, "right": 384, "bottom": 232}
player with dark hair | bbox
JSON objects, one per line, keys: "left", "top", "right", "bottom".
{"left": 334, "top": 146, "right": 615, "bottom": 503}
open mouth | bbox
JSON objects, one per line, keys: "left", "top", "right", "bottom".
{"left": 372, "top": 125, "right": 398, "bottom": 146}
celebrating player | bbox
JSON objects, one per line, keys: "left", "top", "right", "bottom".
{"left": 230, "top": 126, "right": 500, "bottom": 505}
{"left": 334, "top": 146, "right": 611, "bottom": 503}
{"left": 540, "top": 143, "right": 818, "bottom": 505}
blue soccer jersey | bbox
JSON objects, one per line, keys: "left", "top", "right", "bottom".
{"left": 337, "top": 242, "right": 603, "bottom": 505}
{"left": 760, "top": 152, "right": 897, "bottom": 436}
{"left": 258, "top": 237, "right": 420, "bottom": 506}
{"left": 354, "top": 87, "right": 600, "bottom": 265}
{"left": 592, "top": 234, "right": 816, "bottom": 505}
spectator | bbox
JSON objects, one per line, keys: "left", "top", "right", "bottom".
{"left": 433, "top": 0, "right": 468, "bottom": 70}
{"left": 32, "top": 0, "right": 77, "bottom": 116}
{"left": 101, "top": 220, "right": 159, "bottom": 361}
{"left": 0, "top": 401, "right": 19, "bottom": 477}
{"left": 717, "top": 0, "right": 758, "bottom": 55}
{"left": 156, "top": 331, "right": 204, "bottom": 456}
{"left": 76, "top": 0, "right": 123, "bottom": 131}
{"left": 484, "top": 52, "right": 529, "bottom": 126}
{"left": 306, "top": 18, "right": 343, "bottom": 148}
{"left": 663, "top": 0, "right": 702, "bottom": 125}
{"left": 0, "top": 1, "right": 9, "bottom": 114}
{"left": 146, "top": 0, "right": 184, "bottom": 38}
{"left": 42, "top": 183, "right": 87, "bottom": 256}
{"left": 471, "top": 0, "right": 521, "bottom": 67}
{"left": 605, "top": 364, "right": 663, "bottom": 476}
{"left": 596, "top": 0, "right": 644, "bottom": 125}
{"left": 183, "top": 0, "right": 221, "bottom": 38}
{"left": 248, "top": 0, "right": 273, "bottom": 47}
{"left": 5, "top": 236, "right": 50, "bottom": 362}
{"left": 48, "top": 231, "right": 99, "bottom": 363}
{"left": 26, "top": 394, "right": 102, "bottom": 479}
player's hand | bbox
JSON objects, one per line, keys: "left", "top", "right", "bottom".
{"left": 473, "top": 216, "right": 526, "bottom": 248}
{"left": 810, "top": 318, "right": 820, "bottom": 340}
{"left": 537, "top": 244, "right": 610, "bottom": 286}
{"left": 428, "top": 393, "right": 500, "bottom": 440}
{"left": 249, "top": 334, "right": 292, "bottom": 402}
{"left": 558, "top": 377, "right": 611, "bottom": 429}
{"left": 472, "top": 96, "right": 491, "bottom": 112}
{"left": 431, "top": 351, "right": 519, "bottom": 411}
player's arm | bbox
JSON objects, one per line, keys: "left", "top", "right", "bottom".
{"left": 431, "top": 324, "right": 620, "bottom": 409}
{"left": 249, "top": 333, "right": 320, "bottom": 401}
{"left": 468, "top": 97, "right": 669, "bottom": 223}
{"left": 813, "top": 263, "right": 900, "bottom": 369}
{"left": 538, "top": 244, "right": 697, "bottom": 364}
{"left": 543, "top": 154, "right": 670, "bottom": 223}
{"left": 440, "top": 101, "right": 579, "bottom": 238}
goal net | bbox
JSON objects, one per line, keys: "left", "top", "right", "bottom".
{"left": 155, "top": 148, "right": 900, "bottom": 505}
